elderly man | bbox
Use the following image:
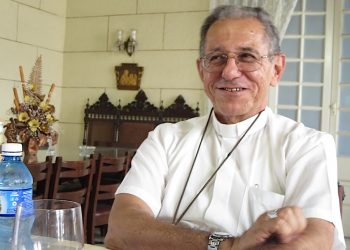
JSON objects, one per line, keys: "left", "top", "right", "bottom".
{"left": 105, "top": 5, "right": 345, "bottom": 250}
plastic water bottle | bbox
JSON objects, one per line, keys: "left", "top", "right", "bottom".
{"left": 0, "top": 143, "right": 33, "bottom": 249}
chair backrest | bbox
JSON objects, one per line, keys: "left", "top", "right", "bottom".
{"left": 50, "top": 156, "right": 95, "bottom": 238}
{"left": 83, "top": 90, "right": 199, "bottom": 150}
{"left": 86, "top": 153, "right": 130, "bottom": 244}
{"left": 26, "top": 156, "right": 53, "bottom": 199}
{"left": 115, "top": 121, "right": 157, "bottom": 149}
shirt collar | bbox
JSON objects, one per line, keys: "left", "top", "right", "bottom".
{"left": 212, "top": 107, "right": 269, "bottom": 138}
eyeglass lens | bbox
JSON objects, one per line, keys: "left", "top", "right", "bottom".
{"left": 202, "top": 52, "right": 267, "bottom": 72}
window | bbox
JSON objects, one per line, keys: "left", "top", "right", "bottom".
{"left": 276, "top": 0, "right": 329, "bottom": 132}
{"left": 271, "top": 0, "right": 350, "bottom": 236}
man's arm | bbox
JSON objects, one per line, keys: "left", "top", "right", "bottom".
{"left": 105, "top": 194, "right": 334, "bottom": 250}
{"left": 260, "top": 218, "right": 334, "bottom": 250}
{"left": 221, "top": 207, "right": 334, "bottom": 250}
{"left": 104, "top": 193, "right": 211, "bottom": 250}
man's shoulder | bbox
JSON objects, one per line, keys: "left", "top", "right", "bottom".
{"left": 155, "top": 115, "right": 209, "bottom": 133}
{"left": 147, "top": 115, "right": 209, "bottom": 148}
{"left": 267, "top": 109, "right": 333, "bottom": 145}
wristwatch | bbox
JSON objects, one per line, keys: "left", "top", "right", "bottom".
{"left": 208, "top": 232, "right": 232, "bottom": 249}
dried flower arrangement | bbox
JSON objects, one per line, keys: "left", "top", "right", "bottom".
{"left": 4, "top": 55, "right": 58, "bottom": 150}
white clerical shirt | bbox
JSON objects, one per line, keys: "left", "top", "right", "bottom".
{"left": 117, "top": 107, "right": 345, "bottom": 249}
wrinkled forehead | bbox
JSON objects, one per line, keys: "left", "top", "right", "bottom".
{"left": 205, "top": 17, "right": 270, "bottom": 54}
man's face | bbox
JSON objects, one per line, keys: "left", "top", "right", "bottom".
{"left": 197, "top": 18, "right": 285, "bottom": 124}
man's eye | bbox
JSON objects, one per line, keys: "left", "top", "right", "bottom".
{"left": 209, "top": 54, "right": 227, "bottom": 63}
{"left": 238, "top": 53, "right": 258, "bottom": 62}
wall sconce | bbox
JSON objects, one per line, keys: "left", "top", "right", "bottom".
{"left": 115, "top": 29, "right": 137, "bottom": 56}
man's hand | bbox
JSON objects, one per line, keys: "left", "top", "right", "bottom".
{"left": 234, "top": 206, "right": 307, "bottom": 250}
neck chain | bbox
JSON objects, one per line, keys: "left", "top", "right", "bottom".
{"left": 172, "top": 109, "right": 264, "bottom": 225}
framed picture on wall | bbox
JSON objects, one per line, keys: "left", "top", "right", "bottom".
{"left": 115, "top": 63, "right": 144, "bottom": 90}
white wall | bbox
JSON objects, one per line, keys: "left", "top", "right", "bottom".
{"left": 60, "top": 0, "right": 209, "bottom": 159}
{"left": 0, "top": 0, "right": 66, "bottom": 160}
{"left": 0, "top": 0, "right": 209, "bottom": 160}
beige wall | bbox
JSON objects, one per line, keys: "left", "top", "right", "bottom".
{"left": 0, "top": 0, "right": 209, "bottom": 160}
{"left": 0, "top": 0, "right": 66, "bottom": 160}
{"left": 60, "top": 0, "right": 209, "bottom": 159}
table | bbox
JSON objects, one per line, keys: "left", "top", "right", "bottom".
{"left": 14, "top": 234, "right": 108, "bottom": 249}
{"left": 85, "top": 244, "right": 107, "bottom": 249}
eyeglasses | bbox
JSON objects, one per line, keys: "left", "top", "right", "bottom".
{"left": 200, "top": 51, "right": 273, "bottom": 73}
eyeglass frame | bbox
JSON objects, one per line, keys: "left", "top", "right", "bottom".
{"left": 200, "top": 50, "right": 276, "bottom": 73}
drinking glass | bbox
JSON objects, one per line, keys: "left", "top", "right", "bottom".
{"left": 12, "top": 199, "right": 84, "bottom": 250}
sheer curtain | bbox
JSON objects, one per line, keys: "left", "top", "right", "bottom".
{"left": 209, "top": 0, "right": 297, "bottom": 40}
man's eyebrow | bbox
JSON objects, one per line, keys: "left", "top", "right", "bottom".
{"left": 206, "top": 47, "right": 261, "bottom": 54}
{"left": 206, "top": 47, "right": 225, "bottom": 53}
{"left": 237, "top": 47, "right": 260, "bottom": 54}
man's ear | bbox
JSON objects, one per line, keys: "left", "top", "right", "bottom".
{"left": 196, "top": 58, "right": 205, "bottom": 82}
{"left": 270, "top": 53, "right": 286, "bottom": 87}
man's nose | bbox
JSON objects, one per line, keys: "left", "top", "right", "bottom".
{"left": 221, "top": 57, "right": 242, "bottom": 80}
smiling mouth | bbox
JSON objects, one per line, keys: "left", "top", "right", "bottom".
{"left": 222, "top": 87, "right": 244, "bottom": 92}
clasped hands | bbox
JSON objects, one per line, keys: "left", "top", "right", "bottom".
{"left": 232, "top": 206, "right": 307, "bottom": 250}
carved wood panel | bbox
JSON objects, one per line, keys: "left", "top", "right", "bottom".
{"left": 83, "top": 90, "right": 199, "bottom": 150}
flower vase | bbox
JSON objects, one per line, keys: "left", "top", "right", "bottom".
{"left": 23, "top": 138, "right": 39, "bottom": 164}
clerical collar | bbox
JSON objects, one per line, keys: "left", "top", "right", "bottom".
{"left": 212, "top": 107, "right": 269, "bottom": 138}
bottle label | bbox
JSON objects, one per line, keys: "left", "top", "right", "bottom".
{"left": 0, "top": 188, "right": 32, "bottom": 217}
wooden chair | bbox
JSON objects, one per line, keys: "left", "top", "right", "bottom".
{"left": 50, "top": 156, "right": 95, "bottom": 240}
{"left": 26, "top": 156, "right": 53, "bottom": 199}
{"left": 86, "top": 153, "right": 130, "bottom": 244}
{"left": 83, "top": 90, "right": 199, "bottom": 152}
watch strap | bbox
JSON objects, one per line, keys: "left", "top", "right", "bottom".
{"left": 208, "top": 233, "right": 231, "bottom": 250}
